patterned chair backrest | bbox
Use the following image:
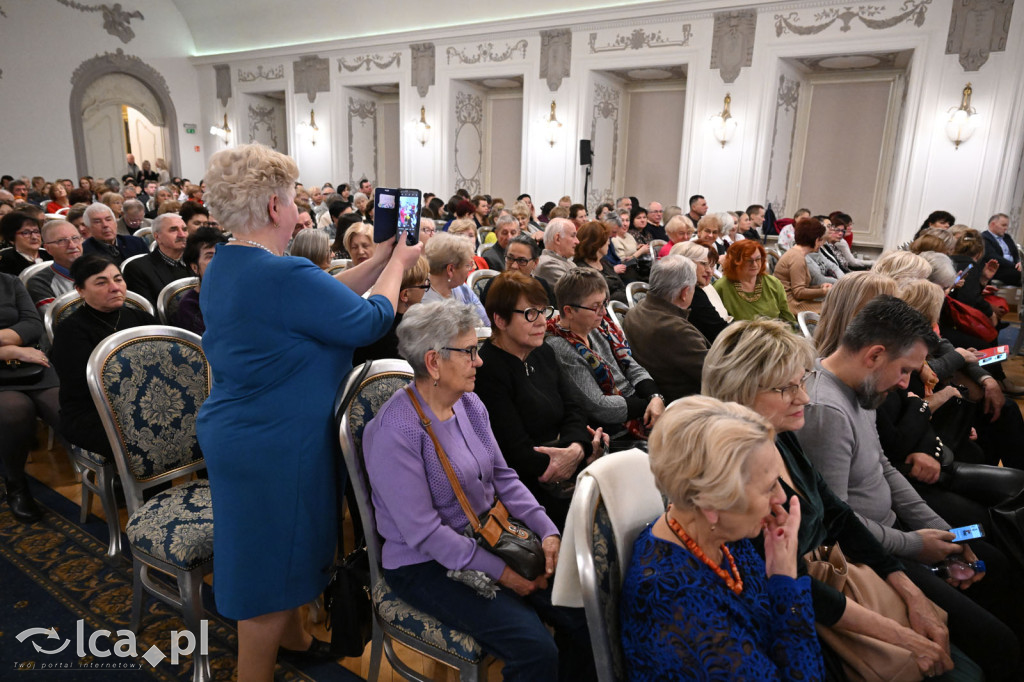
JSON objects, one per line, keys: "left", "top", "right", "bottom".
{"left": 46, "top": 290, "right": 156, "bottom": 345}
{"left": 328, "top": 258, "right": 351, "bottom": 276}
{"left": 467, "top": 269, "right": 498, "bottom": 300}
{"left": 87, "top": 326, "right": 210, "bottom": 514}
{"left": 337, "top": 360, "right": 414, "bottom": 588}
{"left": 625, "top": 281, "right": 648, "bottom": 308}
{"left": 157, "top": 277, "right": 199, "bottom": 325}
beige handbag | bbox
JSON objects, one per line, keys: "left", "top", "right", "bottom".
{"left": 804, "top": 544, "right": 946, "bottom": 682}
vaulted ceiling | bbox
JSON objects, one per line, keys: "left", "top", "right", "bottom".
{"left": 172, "top": 0, "right": 667, "bottom": 56}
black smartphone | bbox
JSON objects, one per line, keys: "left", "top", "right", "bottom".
{"left": 373, "top": 188, "right": 398, "bottom": 243}
{"left": 950, "top": 523, "right": 985, "bottom": 542}
{"left": 397, "top": 189, "right": 422, "bottom": 246}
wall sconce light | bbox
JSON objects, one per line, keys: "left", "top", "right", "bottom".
{"left": 415, "top": 106, "right": 431, "bottom": 146}
{"left": 709, "top": 93, "right": 737, "bottom": 148}
{"left": 946, "top": 83, "right": 977, "bottom": 150}
{"left": 546, "top": 101, "right": 562, "bottom": 147}
{"left": 209, "top": 113, "right": 231, "bottom": 141}
{"left": 298, "top": 109, "right": 319, "bottom": 145}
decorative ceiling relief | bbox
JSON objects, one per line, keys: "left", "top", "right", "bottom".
{"left": 774, "top": 0, "right": 933, "bottom": 36}
{"left": 248, "top": 104, "right": 279, "bottom": 149}
{"left": 57, "top": 0, "right": 144, "bottom": 43}
{"left": 446, "top": 39, "right": 528, "bottom": 65}
{"left": 453, "top": 91, "right": 484, "bottom": 196}
{"left": 540, "top": 29, "right": 572, "bottom": 91}
{"left": 711, "top": 10, "right": 756, "bottom": 83}
{"left": 587, "top": 25, "right": 693, "bottom": 53}
{"left": 238, "top": 65, "right": 283, "bottom": 82}
{"left": 338, "top": 52, "right": 401, "bottom": 72}
{"left": 294, "top": 55, "right": 329, "bottom": 103}
{"left": 213, "top": 64, "right": 231, "bottom": 107}
{"left": 946, "top": 0, "right": 1015, "bottom": 71}
{"left": 411, "top": 43, "right": 435, "bottom": 98}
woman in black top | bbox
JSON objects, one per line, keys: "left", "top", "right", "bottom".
{"left": 0, "top": 274, "right": 60, "bottom": 522}
{"left": 51, "top": 254, "right": 156, "bottom": 458}
{"left": 476, "top": 271, "right": 605, "bottom": 530}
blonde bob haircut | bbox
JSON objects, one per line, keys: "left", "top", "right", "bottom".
{"left": 204, "top": 144, "right": 299, "bottom": 236}
{"left": 424, "top": 231, "right": 474, "bottom": 275}
{"left": 664, "top": 214, "right": 695, "bottom": 241}
{"left": 446, "top": 218, "right": 478, "bottom": 239}
{"left": 648, "top": 395, "right": 775, "bottom": 513}
{"left": 871, "top": 251, "right": 931, "bottom": 281}
{"left": 702, "top": 319, "right": 815, "bottom": 407}
{"left": 670, "top": 240, "right": 715, "bottom": 264}
{"left": 401, "top": 256, "right": 430, "bottom": 290}
{"left": 814, "top": 271, "right": 897, "bottom": 356}
{"left": 342, "top": 222, "right": 374, "bottom": 255}
{"left": 897, "top": 278, "right": 944, "bottom": 326}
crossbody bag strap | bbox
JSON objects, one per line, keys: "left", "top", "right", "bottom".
{"left": 405, "top": 386, "right": 481, "bottom": 532}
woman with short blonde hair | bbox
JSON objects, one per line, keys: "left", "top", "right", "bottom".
{"left": 897, "top": 278, "right": 945, "bottom": 326}
{"left": 197, "top": 143, "right": 422, "bottom": 679}
{"left": 621, "top": 395, "right": 824, "bottom": 679}
{"left": 871, "top": 251, "right": 931, "bottom": 281}
{"left": 814, "top": 270, "right": 897, "bottom": 356}
{"left": 342, "top": 222, "right": 375, "bottom": 267}
{"left": 422, "top": 232, "right": 488, "bottom": 325}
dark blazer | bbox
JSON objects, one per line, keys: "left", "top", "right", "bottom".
{"left": 621, "top": 294, "right": 709, "bottom": 403}
{"left": 982, "top": 230, "right": 1020, "bottom": 285}
{"left": 0, "top": 248, "right": 51, "bottom": 277}
{"left": 482, "top": 243, "right": 506, "bottom": 272}
{"left": 83, "top": 235, "right": 148, "bottom": 265}
{"left": 122, "top": 249, "right": 192, "bottom": 306}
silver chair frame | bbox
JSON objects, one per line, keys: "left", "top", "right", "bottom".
{"left": 156, "top": 276, "right": 199, "bottom": 324}
{"left": 466, "top": 269, "right": 499, "bottom": 300}
{"left": 337, "top": 359, "right": 493, "bottom": 682}
{"left": 88, "top": 325, "right": 212, "bottom": 682}
{"left": 625, "top": 281, "right": 648, "bottom": 308}
{"left": 18, "top": 261, "right": 52, "bottom": 286}
{"left": 797, "top": 310, "right": 819, "bottom": 340}
{"left": 45, "top": 289, "right": 155, "bottom": 346}
{"left": 607, "top": 300, "right": 629, "bottom": 332}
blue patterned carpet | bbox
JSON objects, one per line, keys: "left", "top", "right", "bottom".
{"left": 0, "top": 477, "right": 362, "bottom": 681}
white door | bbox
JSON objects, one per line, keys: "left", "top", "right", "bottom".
{"left": 126, "top": 106, "right": 166, "bottom": 172}
{"left": 82, "top": 103, "right": 125, "bottom": 180}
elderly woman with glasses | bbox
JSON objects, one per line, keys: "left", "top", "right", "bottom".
{"left": 0, "top": 211, "right": 51, "bottom": 276}
{"left": 545, "top": 268, "right": 665, "bottom": 442}
{"left": 670, "top": 240, "right": 731, "bottom": 342}
{"left": 476, "top": 272, "right": 606, "bottom": 531}
{"left": 714, "top": 239, "right": 796, "bottom": 326}
{"left": 702, "top": 318, "right": 956, "bottom": 680}
{"left": 364, "top": 299, "right": 594, "bottom": 682}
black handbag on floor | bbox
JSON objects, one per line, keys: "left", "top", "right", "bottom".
{"left": 324, "top": 546, "right": 372, "bottom": 658}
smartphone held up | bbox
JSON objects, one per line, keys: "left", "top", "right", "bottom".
{"left": 374, "top": 187, "right": 421, "bottom": 246}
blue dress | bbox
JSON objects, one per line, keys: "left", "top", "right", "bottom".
{"left": 620, "top": 524, "right": 824, "bottom": 681}
{"left": 196, "top": 244, "right": 393, "bottom": 620}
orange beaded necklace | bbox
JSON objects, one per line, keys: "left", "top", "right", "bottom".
{"left": 665, "top": 513, "right": 743, "bottom": 596}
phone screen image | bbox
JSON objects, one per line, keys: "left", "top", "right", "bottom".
{"left": 950, "top": 524, "right": 985, "bottom": 542}
{"left": 976, "top": 345, "right": 1009, "bottom": 367}
{"left": 397, "top": 192, "right": 421, "bottom": 245}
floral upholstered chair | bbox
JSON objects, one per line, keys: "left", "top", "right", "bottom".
{"left": 87, "top": 325, "right": 212, "bottom": 682}
{"left": 337, "top": 359, "right": 495, "bottom": 681}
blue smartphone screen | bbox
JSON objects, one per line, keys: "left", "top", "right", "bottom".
{"left": 951, "top": 524, "right": 983, "bottom": 542}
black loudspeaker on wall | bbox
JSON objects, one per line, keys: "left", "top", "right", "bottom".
{"left": 579, "top": 139, "right": 593, "bottom": 166}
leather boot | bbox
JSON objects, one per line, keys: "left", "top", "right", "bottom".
{"left": 6, "top": 482, "right": 43, "bottom": 523}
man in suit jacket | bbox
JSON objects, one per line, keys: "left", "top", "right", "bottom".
{"left": 81, "top": 203, "right": 148, "bottom": 265}
{"left": 123, "top": 213, "right": 191, "bottom": 306}
{"left": 533, "top": 218, "right": 579, "bottom": 289}
{"left": 622, "top": 255, "right": 708, "bottom": 403}
{"left": 982, "top": 213, "right": 1020, "bottom": 285}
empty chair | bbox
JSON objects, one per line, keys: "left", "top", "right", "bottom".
{"left": 88, "top": 325, "right": 213, "bottom": 682}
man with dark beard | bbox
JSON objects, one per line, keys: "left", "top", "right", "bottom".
{"left": 799, "top": 295, "right": 1024, "bottom": 681}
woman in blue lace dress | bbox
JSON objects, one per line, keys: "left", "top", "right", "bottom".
{"left": 620, "top": 395, "right": 824, "bottom": 681}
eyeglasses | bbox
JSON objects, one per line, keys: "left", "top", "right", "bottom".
{"left": 45, "top": 235, "right": 84, "bottom": 248}
{"left": 513, "top": 306, "right": 555, "bottom": 322}
{"left": 409, "top": 279, "right": 431, "bottom": 291}
{"left": 744, "top": 257, "right": 763, "bottom": 265}
{"left": 441, "top": 345, "right": 479, "bottom": 361}
{"left": 505, "top": 255, "right": 533, "bottom": 267}
{"left": 421, "top": 226, "right": 437, "bottom": 234}
{"left": 764, "top": 371, "right": 812, "bottom": 399}
{"left": 567, "top": 300, "right": 608, "bottom": 315}
{"left": 16, "top": 229, "right": 41, "bottom": 237}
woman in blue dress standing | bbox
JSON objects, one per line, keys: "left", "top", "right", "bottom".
{"left": 197, "top": 143, "right": 421, "bottom": 680}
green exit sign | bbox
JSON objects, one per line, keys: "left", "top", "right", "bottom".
{"left": 183, "top": 123, "right": 197, "bottom": 134}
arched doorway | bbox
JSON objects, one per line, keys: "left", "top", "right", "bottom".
{"left": 70, "top": 49, "right": 181, "bottom": 180}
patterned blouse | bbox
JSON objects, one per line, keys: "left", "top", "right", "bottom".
{"left": 620, "top": 525, "right": 824, "bottom": 681}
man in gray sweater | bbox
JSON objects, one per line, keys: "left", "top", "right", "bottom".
{"left": 799, "top": 295, "right": 1021, "bottom": 679}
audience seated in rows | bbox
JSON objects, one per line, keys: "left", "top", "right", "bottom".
{"left": 81, "top": 203, "right": 147, "bottom": 265}
{"left": 479, "top": 233, "right": 556, "bottom": 307}
{"left": 0, "top": 211, "right": 51, "bottom": 276}
{"left": 26, "top": 220, "right": 81, "bottom": 310}
{"left": 172, "top": 227, "right": 228, "bottom": 336}
{"left": 573, "top": 220, "right": 626, "bottom": 304}
{"left": 123, "top": 213, "right": 191, "bottom": 306}
{"left": 773, "top": 216, "right": 834, "bottom": 314}
{"left": 534, "top": 218, "right": 579, "bottom": 289}
{"left": 668, "top": 240, "right": 731, "bottom": 342}
{"left": 422, "top": 231, "right": 488, "bottom": 326}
